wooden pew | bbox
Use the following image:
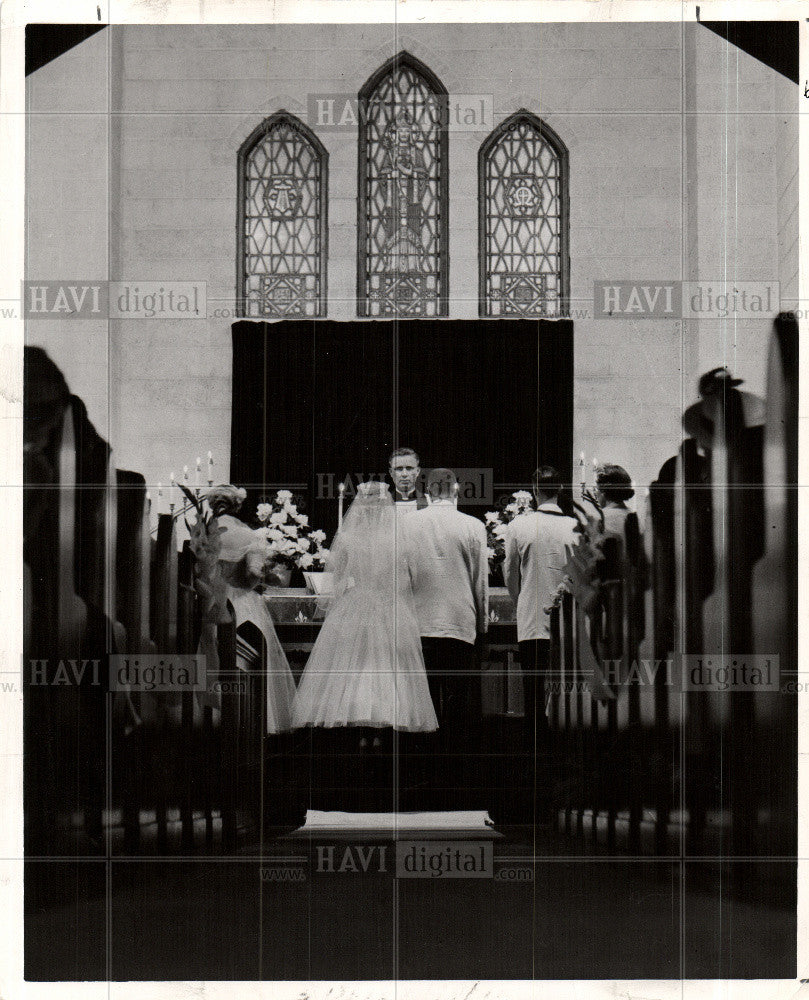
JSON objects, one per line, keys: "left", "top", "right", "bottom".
{"left": 117, "top": 509, "right": 245, "bottom": 854}
{"left": 57, "top": 404, "right": 87, "bottom": 657}
{"left": 24, "top": 364, "right": 250, "bottom": 855}
{"left": 643, "top": 481, "right": 676, "bottom": 854}
{"left": 674, "top": 436, "right": 712, "bottom": 854}
{"left": 546, "top": 318, "right": 795, "bottom": 877}
{"left": 24, "top": 402, "right": 85, "bottom": 854}
{"left": 113, "top": 471, "right": 152, "bottom": 851}
{"left": 749, "top": 314, "right": 798, "bottom": 858}
{"left": 35, "top": 399, "right": 113, "bottom": 850}
{"left": 115, "top": 471, "right": 152, "bottom": 653}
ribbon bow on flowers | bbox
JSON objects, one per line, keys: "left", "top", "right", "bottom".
{"left": 180, "top": 484, "right": 230, "bottom": 625}
{"left": 564, "top": 511, "right": 603, "bottom": 616}
{"left": 560, "top": 508, "right": 616, "bottom": 702}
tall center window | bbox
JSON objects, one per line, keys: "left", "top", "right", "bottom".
{"left": 358, "top": 52, "right": 449, "bottom": 317}
{"left": 238, "top": 112, "right": 327, "bottom": 318}
{"left": 479, "top": 110, "right": 569, "bottom": 318}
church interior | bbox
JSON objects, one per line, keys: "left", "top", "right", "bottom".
{"left": 21, "top": 19, "right": 799, "bottom": 984}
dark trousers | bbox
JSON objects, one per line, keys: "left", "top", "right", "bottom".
{"left": 518, "top": 638, "right": 550, "bottom": 734}
{"left": 421, "top": 637, "right": 477, "bottom": 731}
{"left": 517, "top": 638, "right": 553, "bottom": 820}
{"left": 421, "top": 637, "right": 478, "bottom": 808}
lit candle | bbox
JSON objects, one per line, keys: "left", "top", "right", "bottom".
{"left": 157, "top": 482, "right": 162, "bottom": 514}
{"left": 207, "top": 451, "right": 214, "bottom": 486}
{"left": 195, "top": 457, "right": 201, "bottom": 490}
{"left": 453, "top": 481, "right": 459, "bottom": 506}
{"left": 579, "top": 452, "right": 586, "bottom": 495}
{"left": 170, "top": 472, "right": 176, "bottom": 511}
{"left": 338, "top": 481, "right": 345, "bottom": 528}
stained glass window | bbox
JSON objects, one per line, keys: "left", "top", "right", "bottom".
{"left": 238, "top": 113, "right": 327, "bottom": 318}
{"left": 358, "top": 53, "right": 448, "bottom": 317}
{"left": 479, "top": 111, "right": 569, "bottom": 318}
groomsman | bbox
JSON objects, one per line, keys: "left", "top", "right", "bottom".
{"left": 503, "top": 466, "right": 577, "bottom": 768}
{"left": 404, "top": 469, "right": 488, "bottom": 805}
{"left": 389, "top": 447, "right": 429, "bottom": 513}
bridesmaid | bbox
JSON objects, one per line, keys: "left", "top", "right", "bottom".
{"left": 208, "top": 484, "right": 297, "bottom": 734}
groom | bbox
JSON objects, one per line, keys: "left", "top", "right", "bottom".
{"left": 404, "top": 468, "right": 489, "bottom": 808}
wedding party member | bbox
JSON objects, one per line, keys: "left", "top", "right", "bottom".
{"left": 389, "top": 447, "right": 429, "bottom": 514}
{"left": 594, "top": 462, "right": 643, "bottom": 586}
{"left": 594, "top": 463, "right": 635, "bottom": 538}
{"left": 209, "top": 484, "right": 296, "bottom": 735}
{"left": 503, "top": 467, "right": 577, "bottom": 737}
{"left": 291, "top": 481, "right": 437, "bottom": 742}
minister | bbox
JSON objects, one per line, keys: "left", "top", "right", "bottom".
{"left": 389, "top": 447, "right": 429, "bottom": 513}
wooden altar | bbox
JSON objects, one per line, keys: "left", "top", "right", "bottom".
{"left": 264, "top": 586, "right": 522, "bottom": 717}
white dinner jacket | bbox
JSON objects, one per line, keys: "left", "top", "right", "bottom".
{"left": 503, "top": 502, "right": 578, "bottom": 642}
{"left": 402, "top": 501, "right": 489, "bottom": 645}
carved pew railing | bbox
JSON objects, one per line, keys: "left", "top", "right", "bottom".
{"left": 547, "top": 316, "right": 798, "bottom": 869}
{"left": 24, "top": 394, "right": 250, "bottom": 855}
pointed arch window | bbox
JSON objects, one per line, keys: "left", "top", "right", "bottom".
{"left": 238, "top": 112, "right": 328, "bottom": 318}
{"left": 358, "top": 52, "right": 448, "bottom": 317}
{"left": 479, "top": 111, "right": 569, "bottom": 318}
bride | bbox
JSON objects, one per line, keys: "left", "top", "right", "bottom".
{"left": 291, "top": 481, "right": 438, "bottom": 739}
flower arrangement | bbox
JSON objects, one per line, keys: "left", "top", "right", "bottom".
{"left": 484, "top": 489, "right": 535, "bottom": 570}
{"left": 562, "top": 506, "right": 606, "bottom": 615}
{"left": 256, "top": 489, "right": 329, "bottom": 572}
{"left": 178, "top": 483, "right": 231, "bottom": 692}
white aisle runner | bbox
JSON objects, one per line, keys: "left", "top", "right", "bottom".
{"left": 296, "top": 809, "right": 497, "bottom": 833}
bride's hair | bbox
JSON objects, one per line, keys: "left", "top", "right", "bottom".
{"left": 328, "top": 481, "right": 395, "bottom": 593}
{"left": 355, "top": 480, "right": 391, "bottom": 503}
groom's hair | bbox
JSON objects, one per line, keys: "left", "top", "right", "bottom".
{"left": 426, "top": 467, "right": 457, "bottom": 500}
{"left": 389, "top": 447, "right": 419, "bottom": 466}
{"left": 533, "top": 465, "right": 562, "bottom": 500}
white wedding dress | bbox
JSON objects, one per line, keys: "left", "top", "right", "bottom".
{"left": 291, "top": 485, "right": 438, "bottom": 733}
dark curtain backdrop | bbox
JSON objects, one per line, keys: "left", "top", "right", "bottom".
{"left": 231, "top": 319, "right": 573, "bottom": 539}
